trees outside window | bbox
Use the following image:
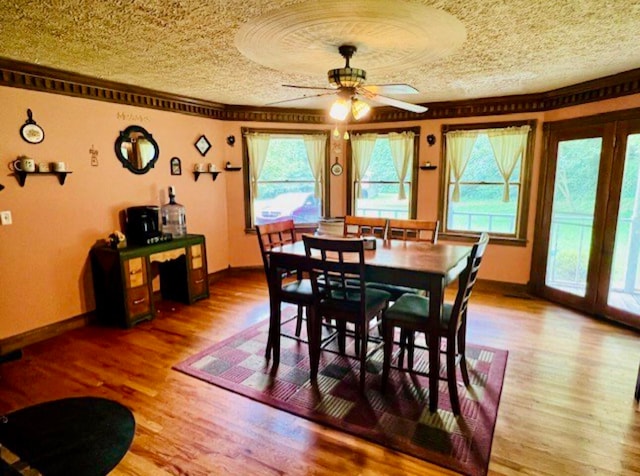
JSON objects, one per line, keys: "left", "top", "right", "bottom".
{"left": 243, "top": 129, "right": 329, "bottom": 228}
{"left": 440, "top": 121, "right": 535, "bottom": 243}
{"left": 348, "top": 128, "right": 419, "bottom": 219}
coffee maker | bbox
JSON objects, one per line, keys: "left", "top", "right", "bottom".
{"left": 124, "top": 206, "right": 172, "bottom": 245}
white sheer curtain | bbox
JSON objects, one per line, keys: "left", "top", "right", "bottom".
{"left": 487, "top": 125, "right": 530, "bottom": 201}
{"left": 246, "top": 132, "right": 271, "bottom": 199}
{"left": 350, "top": 133, "right": 378, "bottom": 198}
{"left": 388, "top": 131, "right": 415, "bottom": 200}
{"left": 303, "top": 134, "right": 327, "bottom": 199}
{"left": 445, "top": 130, "right": 479, "bottom": 202}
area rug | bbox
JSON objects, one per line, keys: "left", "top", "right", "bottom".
{"left": 0, "top": 396, "right": 135, "bottom": 476}
{"left": 174, "top": 318, "right": 507, "bottom": 476}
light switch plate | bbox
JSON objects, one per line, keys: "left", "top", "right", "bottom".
{"left": 1, "top": 211, "right": 12, "bottom": 225}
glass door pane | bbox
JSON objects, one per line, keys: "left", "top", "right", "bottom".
{"left": 607, "top": 133, "right": 640, "bottom": 312}
{"left": 545, "top": 138, "right": 603, "bottom": 296}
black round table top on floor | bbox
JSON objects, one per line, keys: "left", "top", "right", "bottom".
{"left": 0, "top": 396, "right": 135, "bottom": 476}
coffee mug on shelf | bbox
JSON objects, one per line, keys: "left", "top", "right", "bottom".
{"left": 11, "top": 156, "right": 36, "bottom": 173}
{"left": 208, "top": 163, "right": 217, "bottom": 172}
{"left": 38, "top": 162, "right": 50, "bottom": 172}
{"left": 194, "top": 163, "right": 206, "bottom": 172}
{"left": 52, "top": 161, "right": 67, "bottom": 172}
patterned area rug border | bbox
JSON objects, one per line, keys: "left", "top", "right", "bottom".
{"left": 174, "top": 318, "right": 508, "bottom": 476}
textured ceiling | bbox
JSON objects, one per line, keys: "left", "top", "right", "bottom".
{"left": 1, "top": 0, "right": 639, "bottom": 110}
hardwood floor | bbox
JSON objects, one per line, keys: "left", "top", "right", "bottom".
{"left": 1, "top": 269, "right": 639, "bottom": 475}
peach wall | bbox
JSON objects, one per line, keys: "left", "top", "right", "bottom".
{"left": 224, "top": 96, "right": 640, "bottom": 285}
{"left": 2, "top": 84, "right": 640, "bottom": 342}
{"left": 0, "top": 86, "right": 229, "bottom": 339}
{"left": 224, "top": 115, "right": 546, "bottom": 285}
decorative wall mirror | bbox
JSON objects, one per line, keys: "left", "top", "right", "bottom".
{"left": 114, "top": 125, "right": 159, "bottom": 174}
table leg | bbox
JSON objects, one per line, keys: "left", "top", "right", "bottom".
{"left": 266, "top": 268, "right": 282, "bottom": 367}
{"left": 428, "top": 279, "right": 444, "bottom": 412}
{"left": 307, "top": 306, "right": 321, "bottom": 382}
{"left": 266, "top": 295, "right": 282, "bottom": 366}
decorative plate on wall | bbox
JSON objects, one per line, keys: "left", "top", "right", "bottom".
{"left": 20, "top": 109, "right": 44, "bottom": 144}
{"left": 195, "top": 135, "right": 211, "bottom": 156}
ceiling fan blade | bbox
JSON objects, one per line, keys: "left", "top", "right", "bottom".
{"left": 282, "top": 84, "right": 336, "bottom": 91}
{"left": 265, "top": 91, "right": 337, "bottom": 106}
{"left": 362, "top": 84, "right": 419, "bottom": 95}
{"left": 362, "top": 91, "right": 428, "bottom": 114}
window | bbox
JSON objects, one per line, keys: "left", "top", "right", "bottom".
{"left": 242, "top": 129, "right": 329, "bottom": 228}
{"left": 347, "top": 128, "right": 419, "bottom": 219}
{"left": 440, "top": 121, "right": 535, "bottom": 243}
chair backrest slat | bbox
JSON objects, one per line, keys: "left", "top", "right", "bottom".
{"left": 387, "top": 219, "right": 439, "bottom": 243}
{"left": 343, "top": 215, "right": 387, "bottom": 239}
{"left": 450, "top": 232, "right": 489, "bottom": 333}
{"left": 255, "top": 219, "right": 297, "bottom": 273}
{"left": 303, "top": 235, "right": 367, "bottom": 310}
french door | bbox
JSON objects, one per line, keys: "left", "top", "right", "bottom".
{"left": 532, "top": 111, "right": 640, "bottom": 329}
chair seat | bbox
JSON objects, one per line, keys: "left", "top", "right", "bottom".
{"left": 384, "top": 294, "right": 452, "bottom": 331}
{"left": 366, "top": 282, "right": 425, "bottom": 301}
{"left": 320, "top": 287, "right": 391, "bottom": 315}
{"left": 281, "top": 279, "right": 314, "bottom": 302}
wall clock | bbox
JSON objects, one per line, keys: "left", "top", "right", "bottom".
{"left": 330, "top": 157, "right": 343, "bottom": 176}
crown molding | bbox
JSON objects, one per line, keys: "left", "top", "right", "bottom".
{"left": 1, "top": 57, "right": 639, "bottom": 123}
{"left": 0, "top": 57, "right": 227, "bottom": 118}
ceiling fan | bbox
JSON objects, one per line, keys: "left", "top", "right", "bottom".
{"left": 268, "top": 44, "right": 428, "bottom": 120}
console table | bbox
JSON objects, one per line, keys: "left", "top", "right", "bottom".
{"left": 90, "top": 234, "right": 209, "bottom": 328}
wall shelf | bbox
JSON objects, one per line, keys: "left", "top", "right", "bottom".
{"left": 13, "top": 171, "right": 73, "bottom": 187}
{"left": 224, "top": 162, "right": 241, "bottom": 171}
{"left": 419, "top": 165, "right": 437, "bottom": 171}
{"left": 193, "top": 171, "right": 220, "bottom": 182}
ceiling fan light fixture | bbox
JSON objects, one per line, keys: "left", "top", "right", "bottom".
{"left": 328, "top": 68, "right": 366, "bottom": 88}
{"left": 351, "top": 98, "right": 371, "bottom": 120}
{"left": 330, "top": 97, "right": 351, "bottom": 121}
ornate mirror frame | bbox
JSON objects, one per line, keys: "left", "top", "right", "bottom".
{"left": 114, "top": 125, "right": 160, "bottom": 174}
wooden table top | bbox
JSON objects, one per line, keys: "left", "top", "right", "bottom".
{"left": 273, "top": 237, "right": 472, "bottom": 278}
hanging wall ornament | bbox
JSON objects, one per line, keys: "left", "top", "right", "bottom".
{"left": 330, "top": 156, "right": 343, "bottom": 176}
{"left": 20, "top": 109, "right": 45, "bottom": 144}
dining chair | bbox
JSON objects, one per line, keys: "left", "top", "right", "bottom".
{"left": 303, "top": 235, "right": 391, "bottom": 391}
{"left": 381, "top": 232, "right": 489, "bottom": 414}
{"left": 386, "top": 218, "right": 439, "bottom": 243}
{"left": 367, "top": 219, "right": 441, "bottom": 302}
{"left": 256, "top": 219, "right": 312, "bottom": 362}
{"left": 343, "top": 215, "right": 388, "bottom": 238}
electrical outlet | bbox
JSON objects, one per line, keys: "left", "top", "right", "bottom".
{"left": 0, "top": 210, "right": 12, "bottom": 225}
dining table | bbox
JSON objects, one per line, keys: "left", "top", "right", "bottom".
{"left": 266, "top": 236, "right": 473, "bottom": 412}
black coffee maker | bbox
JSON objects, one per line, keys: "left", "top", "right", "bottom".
{"left": 124, "top": 206, "right": 172, "bottom": 245}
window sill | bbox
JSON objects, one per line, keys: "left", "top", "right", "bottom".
{"left": 439, "top": 232, "right": 528, "bottom": 247}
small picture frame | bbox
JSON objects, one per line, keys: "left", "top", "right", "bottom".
{"left": 170, "top": 157, "right": 182, "bottom": 175}
{"left": 195, "top": 135, "right": 212, "bottom": 157}
{"left": 20, "top": 109, "right": 45, "bottom": 144}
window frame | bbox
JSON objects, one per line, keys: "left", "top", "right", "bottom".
{"left": 346, "top": 126, "right": 420, "bottom": 219}
{"left": 242, "top": 127, "right": 331, "bottom": 231}
{"left": 438, "top": 120, "right": 536, "bottom": 246}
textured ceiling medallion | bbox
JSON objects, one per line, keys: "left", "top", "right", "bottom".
{"left": 234, "top": 0, "right": 466, "bottom": 76}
